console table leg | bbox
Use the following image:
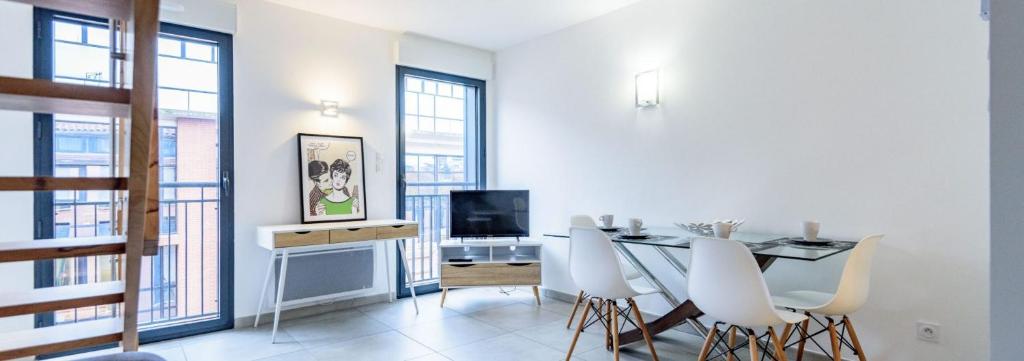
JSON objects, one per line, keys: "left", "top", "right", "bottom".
{"left": 532, "top": 286, "right": 541, "bottom": 305}
{"left": 385, "top": 240, "right": 394, "bottom": 303}
{"left": 271, "top": 249, "right": 290, "bottom": 343}
{"left": 397, "top": 239, "right": 420, "bottom": 314}
{"left": 254, "top": 249, "right": 276, "bottom": 328}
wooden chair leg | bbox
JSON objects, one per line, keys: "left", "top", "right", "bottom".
{"left": 844, "top": 316, "right": 867, "bottom": 361}
{"left": 566, "top": 299, "right": 593, "bottom": 361}
{"left": 440, "top": 288, "right": 448, "bottom": 308}
{"left": 726, "top": 326, "right": 737, "bottom": 361}
{"left": 611, "top": 300, "right": 621, "bottom": 361}
{"left": 697, "top": 324, "right": 718, "bottom": 361}
{"left": 796, "top": 314, "right": 810, "bottom": 361}
{"left": 781, "top": 323, "right": 794, "bottom": 344}
{"left": 828, "top": 318, "right": 842, "bottom": 361}
{"left": 748, "top": 329, "right": 760, "bottom": 361}
{"left": 627, "top": 298, "right": 659, "bottom": 361}
{"left": 566, "top": 290, "right": 585, "bottom": 328}
{"left": 605, "top": 300, "right": 613, "bottom": 350}
{"left": 770, "top": 326, "right": 789, "bottom": 361}
{"left": 532, "top": 286, "right": 542, "bottom": 305}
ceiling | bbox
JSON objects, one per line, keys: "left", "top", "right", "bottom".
{"left": 262, "top": 0, "right": 643, "bottom": 51}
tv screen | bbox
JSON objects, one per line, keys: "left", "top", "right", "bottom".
{"left": 450, "top": 190, "right": 529, "bottom": 238}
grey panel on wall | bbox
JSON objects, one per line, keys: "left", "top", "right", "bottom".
{"left": 275, "top": 247, "right": 375, "bottom": 302}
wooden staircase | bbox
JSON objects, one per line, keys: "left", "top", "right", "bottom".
{"left": 0, "top": 0, "right": 161, "bottom": 359}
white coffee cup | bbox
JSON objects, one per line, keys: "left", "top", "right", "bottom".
{"left": 713, "top": 222, "right": 733, "bottom": 239}
{"left": 803, "top": 221, "right": 820, "bottom": 242}
{"left": 628, "top": 218, "right": 643, "bottom": 236}
{"left": 599, "top": 214, "right": 614, "bottom": 228}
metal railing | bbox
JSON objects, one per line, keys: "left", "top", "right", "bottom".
{"left": 403, "top": 182, "right": 476, "bottom": 284}
{"left": 53, "top": 182, "right": 221, "bottom": 328}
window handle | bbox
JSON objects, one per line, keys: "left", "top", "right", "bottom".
{"left": 221, "top": 171, "right": 231, "bottom": 197}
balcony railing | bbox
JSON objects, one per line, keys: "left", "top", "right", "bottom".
{"left": 403, "top": 182, "right": 476, "bottom": 284}
{"left": 53, "top": 182, "right": 221, "bottom": 328}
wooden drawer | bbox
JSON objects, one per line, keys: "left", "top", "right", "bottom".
{"left": 330, "top": 227, "right": 377, "bottom": 244}
{"left": 375, "top": 224, "right": 418, "bottom": 239}
{"left": 274, "top": 231, "right": 329, "bottom": 248}
{"left": 440, "top": 263, "right": 541, "bottom": 287}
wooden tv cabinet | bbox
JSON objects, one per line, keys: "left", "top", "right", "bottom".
{"left": 438, "top": 239, "right": 543, "bottom": 307}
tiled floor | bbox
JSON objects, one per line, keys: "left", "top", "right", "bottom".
{"left": 56, "top": 288, "right": 828, "bottom": 361}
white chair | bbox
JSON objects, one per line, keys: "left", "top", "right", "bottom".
{"left": 688, "top": 237, "right": 807, "bottom": 361}
{"left": 566, "top": 227, "right": 660, "bottom": 361}
{"left": 565, "top": 215, "right": 644, "bottom": 328}
{"left": 772, "top": 234, "right": 884, "bottom": 361}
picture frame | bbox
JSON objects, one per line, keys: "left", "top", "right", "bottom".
{"left": 297, "top": 133, "right": 368, "bottom": 223}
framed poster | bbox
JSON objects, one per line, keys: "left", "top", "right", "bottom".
{"left": 298, "top": 133, "right": 368, "bottom": 223}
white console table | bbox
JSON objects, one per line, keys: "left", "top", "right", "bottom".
{"left": 254, "top": 219, "right": 420, "bottom": 343}
{"left": 438, "top": 239, "right": 543, "bottom": 307}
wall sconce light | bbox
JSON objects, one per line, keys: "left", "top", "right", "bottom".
{"left": 320, "top": 100, "right": 340, "bottom": 117}
{"left": 635, "top": 70, "right": 659, "bottom": 107}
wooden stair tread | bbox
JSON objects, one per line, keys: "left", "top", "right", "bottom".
{"left": 0, "top": 76, "right": 131, "bottom": 117}
{"left": 0, "top": 281, "right": 125, "bottom": 318}
{"left": 0, "top": 236, "right": 126, "bottom": 263}
{"left": 0, "top": 318, "right": 123, "bottom": 360}
{"left": 6, "top": 0, "right": 132, "bottom": 22}
{"left": 0, "top": 176, "right": 129, "bottom": 191}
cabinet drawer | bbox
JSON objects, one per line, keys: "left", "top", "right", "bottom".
{"left": 330, "top": 227, "right": 377, "bottom": 244}
{"left": 440, "top": 263, "right": 541, "bottom": 287}
{"left": 375, "top": 224, "right": 418, "bottom": 239}
{"left": 274, "top": 231, "right": 329, "bottom": 248}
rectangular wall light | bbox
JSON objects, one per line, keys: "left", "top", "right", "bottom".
{"left": 635, "top": 70, "right": 659, "bottom": 107}
{"left": 320, "top": 100, "right": 340, "bottom": 117}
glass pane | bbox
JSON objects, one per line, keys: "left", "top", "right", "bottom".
{"left": 159, "top": 38, "right": 181, "bottom": 56}
{"left": 436, "top": 97, "right": 464, "bottom": 120}
{"left": 405, "top": 77, "right": 422, "bottom": 93}
{"left": 437, "top": 83, "right": 452, "bottom": 97}
{"left": 418, "top": 94, "right": 434, "bottom": 117}
{"left": 86, "top": 27, "right": 109, "bottom": 47}
{"left": 185, "top": 42, "right": 213, "bottom": 62}
{"left": 54, "top": 22, "right": 81, "bottom": 42}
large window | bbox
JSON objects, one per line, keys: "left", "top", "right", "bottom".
{"left": 34, "top": 10, "right": 235, "bottom": 350}
{"left": 397, "top": 67, "right": 485, "bottom": 297}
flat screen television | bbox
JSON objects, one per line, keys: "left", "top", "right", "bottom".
{"left": 449, "top": 190, "right": 529, "bottom": 238}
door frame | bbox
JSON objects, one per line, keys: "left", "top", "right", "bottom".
{"left": 394, "top": 65, "right": 486, "bottom": 298}
{"left": 31, "top": 9, "right": 235, "bottom": 351}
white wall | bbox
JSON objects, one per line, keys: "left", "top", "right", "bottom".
{"left": 0, "top": 1, "right": 39, "bottom": 337}
{"left": 494, "top": 0, "right": 989, "bottom": 360}
{"left": 233, "top": 1, "right": 495, "bottom": 319}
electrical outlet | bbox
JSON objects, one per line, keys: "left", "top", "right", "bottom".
{"left": 917, "top": 321, "right": 941, "bottom": 343}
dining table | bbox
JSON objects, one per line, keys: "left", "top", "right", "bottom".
{"left": 543, "top": 226, "right": 857, "bottom": 349}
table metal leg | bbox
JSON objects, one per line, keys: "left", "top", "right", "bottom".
{"left": 271, "top": 249, "right": 289, "bottom": 343}
{"left": 618, "top": 243, "right": 724, "bottom": 355}
{"left": 254, "top": 249, "right": 276, "bottom": 328}
{"left": 614, "top": 243, "right": 681, "bottom": 306}
{"left": 397, "top": 239, "right": 420, "bottom": 314}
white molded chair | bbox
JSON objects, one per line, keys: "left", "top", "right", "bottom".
{"left": 688, "top": 237, "right": 807, "bottom": 361}
{"left": 565, "top": 227, "right": 659, "bottom": 361}
{"left": 565, "top": 215, "right": 644, "bottom": 328}
{"left": 772, "top": 234, "right": 884, "bottom": 361}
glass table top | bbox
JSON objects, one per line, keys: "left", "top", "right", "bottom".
{"left": 542, "top": 227, "right": 856, "bottom": 261}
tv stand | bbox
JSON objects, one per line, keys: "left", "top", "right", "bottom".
{"left": 438, "top": 238, "right": 542, "bottom": 307}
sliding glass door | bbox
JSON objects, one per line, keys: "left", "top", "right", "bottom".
{"left": 32, "top": 9, "right": 234, "bottom": 350}
{"left": 396, "top": 66, "right": 486, "bottom": 297}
